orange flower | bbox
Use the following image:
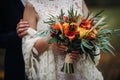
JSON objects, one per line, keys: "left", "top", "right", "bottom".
{"left": 65, "top": 32, "right": 77, "bottom": 41}
{"left": 52, "top": 24, "right": 60, "bottom": 30}
{"left": 62, "top": 23, "right": 69, "bottom": 34}
{"left": 62, "top": 23, "right": 78, "bottom": 41}
{"left": 89, "top": 29, "right": 98, "bottom": 39}
{"left": 86, "top": 29, "right": 98, "bottom": 39}
{"left": 80, "top": 18, "right": 93, "bottom": 30}
{"left": 62, "top": 23, "right": 69, "bottom": 29}
{"left": 81, "top": 17, "right": 86, "bottom": 20}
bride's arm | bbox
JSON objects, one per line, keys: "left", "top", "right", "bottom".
{"left": 23, "top": 2, "right": 38, "bottom": 30}
{"left": 23, "top": 2, "right": 50, "bottom": 54}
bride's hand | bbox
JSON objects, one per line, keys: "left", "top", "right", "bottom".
{"left": 65, "top": 51, "right": 80, "bottom": 62}
{"left": 16, "top": 19, "right": 30, "bottom": 38}
{"left": 52, "top": 43, "right": 67, "bottom": 53}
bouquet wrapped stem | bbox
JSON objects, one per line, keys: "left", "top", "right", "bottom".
{"left": 61, "top": 53, "right": 74, "bottom": 73}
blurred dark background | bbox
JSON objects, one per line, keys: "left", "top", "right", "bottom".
{"left": 0, "top": 0, "right": 120, "bottom": 80}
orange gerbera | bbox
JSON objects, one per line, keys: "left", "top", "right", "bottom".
{"left": 52, "top": 24, "right": 60, "bottom": 30}
{"left": 80, "top": 18, "right": 93, "bottom": 30}
{"left": 62, "top": 23, "right": 69, "bottom": 34}
{"left": 62, "top": 23, "right": 78, "bottom": 41}
{"left": 65, "top": 32, "right": 77, "bottom": 41}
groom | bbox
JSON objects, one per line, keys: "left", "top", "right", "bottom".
{"left": 0, "top": 0, "right": 27, "bottom": 80}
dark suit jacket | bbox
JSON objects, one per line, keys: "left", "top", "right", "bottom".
{"left": 0, "top": 0, "right": 25, "bottom": 80}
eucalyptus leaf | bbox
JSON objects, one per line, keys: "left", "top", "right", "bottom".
{"left": 102, "top": 46, "right": 115, "bottom": 56}
{"left": 80, "top": 43, "right": 86, "bottom": 53}
{"left": 89, "top": 54, "right": 95, "bottom": 64}
{"left": 48, "top": 38, "right": 57, "bottom": 44}
{"left": 82, "top": 39, "right": 93, "bottom": 50}
{"left": 93, "top": 10, "right": 104, "bottom": 18}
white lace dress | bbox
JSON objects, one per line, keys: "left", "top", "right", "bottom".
{"left": 22, "top": 0, "right": 104, "bottom": 80}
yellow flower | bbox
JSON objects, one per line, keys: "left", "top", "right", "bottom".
{"left": 62, "top": 23, "right": 69, "bottom": 29}
{"left": 79, "top": 28, "right": 89, "bottom": 39}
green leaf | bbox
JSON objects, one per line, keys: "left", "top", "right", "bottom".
{"left": 107, "top": 42, "right": 115, "bottom": 50}
{"left": 84, "top": 11, "right": 89, "bottom": 19}
{"left": 60, "top": 9, "right": 65, "bottom": 16}
{"left": 80, "top": 43, "right": 86, "bottom": 53}
{"left": 75, "top": 10, "right": 78, "bottom": 16}
{"left": 93, "top": 10, "right": 104, "bottom": 18}
{"left": 82, "top": 39, "right": 93, "bottom": 50}
{"left": 99, "top": 29, "right": 113, "bottom": 34}
{"left": 89, "top": 54, "right": 95, "bottom": 64}
{"left": 98, "top": 22, "right": 106, "bottom": 26}
{"left": 48, "top": 38, "right": 57, "bottom": 44}
{"left": 102, "top": 46, "right": 115, "bottom": 56}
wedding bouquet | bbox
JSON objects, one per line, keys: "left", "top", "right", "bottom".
{"left": 44, "top": 7, "right": 116, "bottom": 73}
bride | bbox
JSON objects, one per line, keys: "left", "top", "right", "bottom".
{"left": 17, "top": 0, "right": 103, "bottom": 80}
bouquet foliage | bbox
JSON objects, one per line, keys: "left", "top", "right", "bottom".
{"left": 44, "top": 7, "right": 116, "bottom": 73}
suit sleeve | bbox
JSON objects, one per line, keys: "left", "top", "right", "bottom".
{"left": 0, "top": 31, "right": 21, "bottom": 48}
{"left": 0, "top": 14, "right": 21, "bottom": 48}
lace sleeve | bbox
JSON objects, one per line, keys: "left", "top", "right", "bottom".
{"left": 22, "top": 28, "right": 56, "bottom": 79}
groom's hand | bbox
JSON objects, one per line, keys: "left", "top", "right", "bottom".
{"left": 16, "top": 19, "right": 30, "bottom": 38}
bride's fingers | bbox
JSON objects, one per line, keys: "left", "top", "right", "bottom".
{"left": 59, "top": 45, "right": 67, "bottom": 50}
{"left": 71, "top": 51, "right": 80, "bottom": 54}
{"left": 70, "top": 54, "right": 78, "bottom": 58}
{"left": 70, "top": 53, "right": 79, "bottom": 60}
{"left": 66, "top": 54, "right": 77, "bottom": 62}
{"left": 52, "top": 43, "right": 67, "bottom": 52}
{"left": 61, "top": 43, "right": 68, "bottom": 46}
{"left": 56, "top": 47, "right": 66, "bottom": 52}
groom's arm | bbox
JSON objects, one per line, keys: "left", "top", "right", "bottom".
{"left": 0, "top": 31, "right": 21, "bottom": 48}
{"left": 0, "top": 17, "right": 21, "bottom": 48}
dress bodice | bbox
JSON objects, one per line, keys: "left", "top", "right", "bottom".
{"left": 28, "top": 0, "right": 83, "bottom": 31}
